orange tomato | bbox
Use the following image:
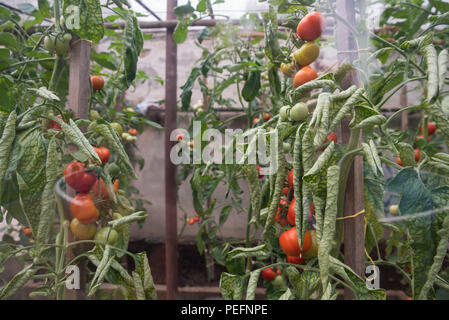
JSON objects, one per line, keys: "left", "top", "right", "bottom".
{"left": 92, "top": 178, "right": 119, "bottom": 200}
{"left": 128, "top": 128, "right": 138, "bottom": 136}
{"left": 23, "top": 227, "right": 32, "bottom": 236}
{"left": 70, "top": 193, "right": 99, "bottom": 224}
{"left": 94, "top": 146, "right": 110, "bottom": 164}
{"left": 91, "top": 75, "right": 105, "bottom": 91}
{"left": 293, "top": 66, "right": 318, "bottom": 88}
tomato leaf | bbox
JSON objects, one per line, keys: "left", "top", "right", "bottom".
{"left": 63, "top": 0, "right": 104, "bottom": 44}
{"left": 219, "top": 272, "right": 244, "bottom": 300}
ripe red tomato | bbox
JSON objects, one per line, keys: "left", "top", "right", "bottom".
{"left": 420, "top": 122, "right": 436, "bottom": 136}
{"left": 287, "top": 255, "right": 304, "bottom": 265}
{"left": 396, "top": 157, "right": 403, "bottom": 166}
{"left": 261, "top": 267, "right": 277, "bottom": 281}
{"left": 263, "top": 113, "right": 271, "bottom": 121}
{"left": 287, "top": 198, "right": 296, "bottom": 225}
{"left": 293, "top": 66, "right": 318, "bottom": 88}
{"left": 325, "top": 132, "right": 338, "bottom": 144}
{"left": 50, "top": 115, "right": 62, "bottom": 130}
{"left": 288, "top": 169, "right": 294, "bottom": 188}
{"left": 279, "top": 227, "right": 312, "bottom": 257}
{"left": 193, "top": 215, "right": 200, "bottom": 223}
{"left": 94, "top": 146, "right": 110, "bottom": 164}
{"left": 414, "top": 149, "right": 421, "bottom": 162}
{"left": 70, "top": 193, "right": 99, "bottom": 224}
{"left": 256, "top": 165, "right": 263, "bottom": 179}
{"left": 64, "top": 161, "right": 97, "bottom": 193}
{"left": 91, "top": 75, "right": 104, "bottom": 91}
{"left": 188, "top": 218, "right": 195, "bottom": 225}
{"left": 296, "top": 12, "right": 326, "bottom": 41}
{"left": 321, "top": 132, "right": 338, "bottom": 151}
{"left": 275, "top": 212, "right": 288, "bottom": 226}
{"left": 23, "top": 227, "right": 32, "bottom": 236}
{"left": 128, "top": 128, "right": 138, "bottom": 136}
{"left": 253, "top": 117, "right": 260, "bottom": 124}
{"left": 92, "top": 178, "right": 118, "bottom": 200}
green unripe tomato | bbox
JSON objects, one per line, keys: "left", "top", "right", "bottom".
{"left": 255, "top": 52, "right": 265, "bottom": 59}
{"left": 94, "top": 227, "right": 118, "bottom": 245}
{"left": 290, "top": 102, "right": 308, "bottom": 121}
{"left": 122, "top": 132, "right": 131, "bottom": 139}
{"left": 89, "top": 110, "right": 100, "bottom": 121}
{"left": 70, "top": 218, "right": 97, "bottom": 240}
{"left": 240, "top": 49, "right": 250, "bottom": 59}
{"left": 106, "top": 163, "right": 121, "bottom": 178}
{"left": 279, "top": 106, "right": 290, "bottom": 121}
{"left": 293, "top": 42, "right": 320, "bottom": 67}
{"left": 192, "top": 100, "right": 203, "bottom": 111}
{"left": 125, "top": 107, "right": 135, "bottom": 113}
{"left": 112, "top": 212, "right": 126, "bottom": 231}
{"left": 272, "top": 275, "right": 287, "bottom": 289}
{"left": 389, "top": 205, "right": 399, "bottom": 215}
{"left": 55, "top": 37, "right": 69, "bottom": 55}
{"left": 63, "top": 33, "right": 72, "bottom": 42}
{"left": 44, "top": 35, "right": 55, "bottom": 53}
{"left": 113, "top": 212, "right": 123, "bottom": 220}
{"left": 111, "top": 122, "right": 123, "bottom": 135}
{"left": 283, "top": 142, "right": 291, "bottom": 153}
{"left": 87, "top": 121, "right": 97, "bottom": 132}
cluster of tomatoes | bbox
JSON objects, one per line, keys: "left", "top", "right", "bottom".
{"left": 64, "top": 146, "right": 121, "bottom": 245}
{"left": 44, "top": 32, "right": 72, "bottom": 55}
{"left": 187, "top": 215, "right": 201, "bottom": 225}
{"left": 253, "top": 113, "right": 272, "bottom": 125}
{"left": 396, "top": 122, "right": 436, "bottom": 166}
{"left": 275, "top": 169, "right": 318, "bottom": 265}
{"left": 280, "top": 12, "right": 325, "bottom": 88}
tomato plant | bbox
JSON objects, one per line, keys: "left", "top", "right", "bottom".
{"left": 0, "top": 0, "right": 157, "bottom": 300}
{"left": 175, "top": 0, "right": 449, "bottom": 301}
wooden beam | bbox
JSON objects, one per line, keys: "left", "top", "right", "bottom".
{"left": 164, "top": 0, "right": 179, "bottom": 300}
{"left": 64, "top": 36, "right": 91, "bottom": 300}
{"left": 335, "top": 0, "right": 366, "bottom": 300}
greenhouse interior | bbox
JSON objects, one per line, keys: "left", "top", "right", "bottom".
{"left": 0, "top": 0, "right": 448, "bottom": 303}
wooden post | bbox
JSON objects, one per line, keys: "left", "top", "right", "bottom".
{"left": 335, "top": 0, "right": 366, "bottom": 299}
{"left": 65, "top": 36, "right": 91, "bottom": 300}
{"left": 165, "top": 0, "right": 179, "bottom": 300}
